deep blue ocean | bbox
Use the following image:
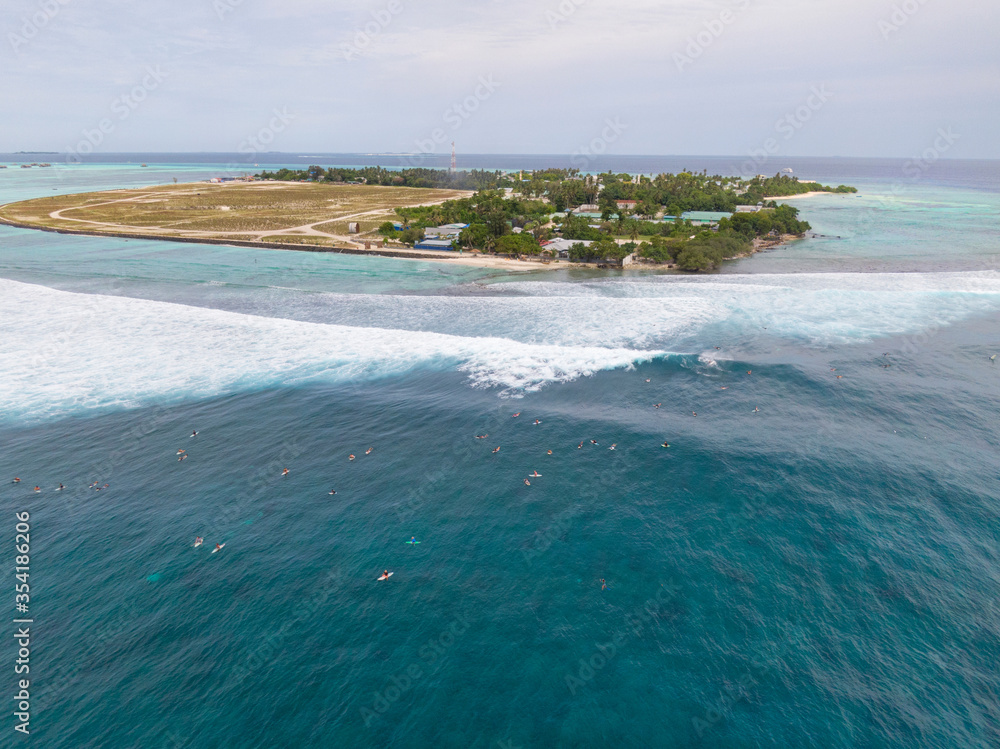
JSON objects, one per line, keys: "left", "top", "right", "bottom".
{"left": 1, "top": 156, "right": 999, "bottom": 748}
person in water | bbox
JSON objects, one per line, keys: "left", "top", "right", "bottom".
{"left": 601, "top": 578, "right": 607, "bottom": 591}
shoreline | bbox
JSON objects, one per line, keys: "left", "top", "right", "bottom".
{"left": 0, "top": 214, "right": 566, "bottom": 271}
{"left": 0, "top": 215, "right": 804, "bottom": 272}
{"left": 761, "top": 191, "right": 829, "bottom": 200}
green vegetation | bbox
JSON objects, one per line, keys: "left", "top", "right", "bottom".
{"left": 568, "top": 238, "right": 637, "bottom": 263}
{"left": 257, "top": 165, "right": 505, "bottom": 191}
{"left": 720, "top": 204, "right": 811, "bottom": 239}
{"left": 247, "top": 165, "right": 848, "bottom": 271}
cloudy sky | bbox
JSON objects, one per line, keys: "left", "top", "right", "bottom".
{"left": 3, "top": 0, "right": 997, "bottom": 158}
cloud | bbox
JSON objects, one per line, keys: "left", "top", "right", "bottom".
{"left": 1, "top": 0, "right": 997, "bottom": 157}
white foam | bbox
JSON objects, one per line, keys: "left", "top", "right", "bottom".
{"left": 0, "top": 280, "right": 663, "bottom": 422}
{"left": 5, "top": 269, "right": 1000, "bottom": 422}
{"left": 492, "top": 271, "right": 1000, "bottom": 346}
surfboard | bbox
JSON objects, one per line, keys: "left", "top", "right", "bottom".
{"left": 406, "top": 541, "right": 420, "bottom": 545}
{"left": 377, "top": 572, "right": 394, "bottom": 580}
{"left": 212, "top": 543, "right": 225, "bottom": 554}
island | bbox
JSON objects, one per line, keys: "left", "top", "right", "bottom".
{"left": 0, "top": 167, "right": 856, "bottom": 272}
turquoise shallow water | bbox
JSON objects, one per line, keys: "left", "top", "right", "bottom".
{"left": 1, "top": 159, "right": 999, "bottom": 748}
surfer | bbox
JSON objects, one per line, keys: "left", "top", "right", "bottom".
{"left": 329, "top": 490, "right": 337, "bottom": 495}
{"left": 56, "top": 483, "right": 64, "bottom": 491}
{"left": 214, "top": 544, "right": 222, "bottom": 552}
{"left": 654, "top": 403, "right": 661, "bottom": 409}
{"left": 720, "top": 387, "right": 728, "bottom": 390}
{"left": 33, "top": 486, "right": 40, "bottom": 492}
{"left": 524, "top": 479, "right": 531, "bottom": 486}
{"left": 692, "top": 412, "right": 697, "bottom": 417}
{"left": 512, "top": 413, "right": 521, "bottom": 418}
{"left": 547, "top": 450, "right": 553, "bottom": 455}
{"left": 752, "top": 407, "right": 760, "bottom": 413}
{"left": 577, "top": 442, "right": 583, "bottom": 449}
{"left": 179, "top": 454, "right": 188, "bottom": 461}
{"left": 12, "top": 478, "right": 19, "bottom": 484}
{"left": 530, "top": 471, "right": 541, "bottom": 477}
{"left": 282, "top": 468, "right": 289, "bottom": 476}
{"left": 194, "top": 537, "right": 203, "bottom": 547}
{"left": 409, "top": 537, "right": 417, "bottom": 544}
{"left": 476, "top": 435, "right": 488, "bottom": 439}
{"left": 492, "top": 447, "right": 501, "bottom": 454}
{"left": 601, "top": 578, "right": 607, "bottom": 591}
{"left": 366, "top": 447, "right": 373, "bottom": 455}
{"left": 661, "top": 442, "right": 670, "bottom": 448}
{"left": 590, "top": 439, "right": 598, "bottom": 445}
{"left": 534, "top": 419, "right": 542, "bottom": 425}
{"left": 191, "top": 431, "right": 198, "bottom": 437}
{"left": 645, "top": 379, "right": 651, "bottom": 383}
{"left": 382, "top": 570, "right": 390, "bottom": 580}
{"left": 177, "top": 449, "right": 185, "bottom": 455}
{"left": 747, "top": 371, "right": 752, "bottom": 375}
{"left": 609, "top": 444, "right": 616, "bottom": 450}
{"left": 349, "top": 454, "right": 356, "bottom": 461}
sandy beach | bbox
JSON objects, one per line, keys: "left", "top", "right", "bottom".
{"left": 761, "top": 191, "right": 830, "bottom": 200}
